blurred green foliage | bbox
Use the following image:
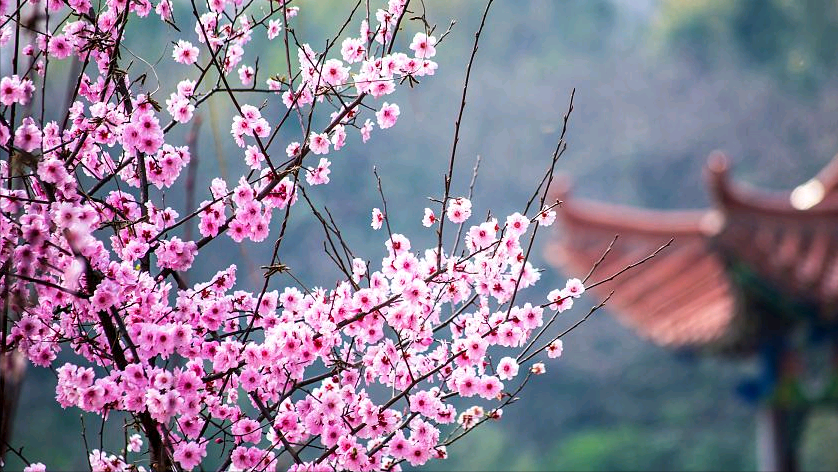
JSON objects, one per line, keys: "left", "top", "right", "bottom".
{"left": 653, "top": 0, "right": 838, "bottom": 93}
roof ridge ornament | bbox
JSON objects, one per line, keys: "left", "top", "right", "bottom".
{"left": 705, "top": 150, "right": 732, "bottom": 205}
{"left": 790, "top": 178, "right": 825, "bottom": 210}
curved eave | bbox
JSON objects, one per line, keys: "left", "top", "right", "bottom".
{"left": 706, "top": 152, "right": 838, "bottom": 308}
{"left": 546, "top": 194, "right": 735, "bottom": 349}
{"left": 707, "top": 152, "right": 838, "bottom": 217}
{"left": 546, "top": 152, "right": 838, "bottom": 351}
{"left": 812, "top": 152, "right": 838, "bottom": 196}
{"left": 560, "top": 197, "right": 712, "bottom": 237}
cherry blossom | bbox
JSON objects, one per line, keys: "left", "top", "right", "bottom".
{"left": 497, "top": 357, "right": 520, "bottom": 381}
{"left": 547, "top": 340, "right": 564, "bottom": 359}
{"left": 305, "top": 157, "right": 332, "bottom": 186}
{"left": 238, "top": 65, "right": 255, "bottom": 85}
{"left": 547, "top": 288, "right": 574, "bottom": 312}
{"left": 536, "top": 205, "right": 557, "bottom": 226}
{"left": 422, "top": 207, "right": 437, "bottom": 227}
{"left": 371, "top": 207, "right": 385, "bottom": 230}
{"left": 172, "top": 40, "right": 199, "bottom": 64}
{"left": 309, "top": 132, "right": 331, "bottom": 155}
{"left": 446, "top": 196, "right": 473, "bottom": 223}
{"left": 0, "top": 75, "right": 34, "bottom": 106}
{"left": 531, "top": 363, "right": 547, "bottom": 374}
{"left": 410, "top": 32, "right": 438, "bottom": 59}
{"left": 0, "top": 1, "right": 594, "bottom": 471}
{"left": 564, "top": 277, "right": 586, "bottom": 298}
{"left": 267, "top": 19, "right": 282, "bottom": 40}
{"left": 376, "top": 102, "right": 401, "bottom": 129}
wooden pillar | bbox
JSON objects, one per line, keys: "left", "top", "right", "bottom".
{"left": 757, "top": 347, "right": 807, "bottom": 472}
{"left": 756, "top": 406, "right": 798, "bottom": 472}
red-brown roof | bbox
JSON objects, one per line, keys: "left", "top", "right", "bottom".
{"left": 546, "top": 152, "right": 838, "bottom": 351}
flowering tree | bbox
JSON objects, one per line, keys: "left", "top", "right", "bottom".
{"left": 0, "top": 0, "right": 652, "bottom": 470}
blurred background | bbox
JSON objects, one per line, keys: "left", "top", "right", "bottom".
{"left": 11, "top": 0, "right": 838, "bottom": 469}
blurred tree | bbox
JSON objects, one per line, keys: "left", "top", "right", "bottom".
{"left": 652, "top": 0, "right": 838, "bottom": 94}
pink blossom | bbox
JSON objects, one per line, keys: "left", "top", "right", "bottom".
{"left": 422, "top": 208, "right": 436, "bottom": 227}
{"left": 351, "top": 257, "right": 367, "bottom": 283}
{"left": 547, "top": 288, "right": 574, "bottom": 312}
{"left": 155, "top": 237, "right": 198, "bottom": 271}
{"left": 305, "top": 157, "right": 331, "bottom": 185}
{"left": 565, "top": 277, "right": 586, "bottom": 298}
{"left": 505, "top": 212, "right": 530, "bottom": 238}
{"left": 166, "top": 95, "right": 195, "bottom": 123}
{"left": 478, "top": 375, "right": 503, "bottom": 399}
{"left": 371, "top": 208, "right": 384, "bottom": 230}
{"left": 547, "top": 339, "right": 564, "bottom": 358}
{"left": 446, "top": 197, "right": 472, "bottom": 224}
{"left": 420, "top": 59, "right": 439, "bottom": 76}
{"left": 409, "top": 33, "right": 437, "bottom": 58}
{"left": 456, "top": 371, "right": 479, "bottom": 397}
{"left": 496, "top": 357, "right": 519, "bottom": 381}
{"left": 368, "top": 78, "right": 396, "bottom": 98}
{"left": 322, "top": 59, "right": 349, "bottom": 86}
{"left": 458, "top": 405, "right": 483, "bottom": 430}
{"left": 0, "top": 3, "right": 589, "bottom": 471}
{"left": 0, "top": 122, "right": 9, "bottom": 145}
{"left": 309, "top": 132, "right": 330, "bottom": 155}
{"left": 173, "top": 40, "right": 199, "bottom": 64}
{"left": 173, "top": 441, "right": 206, "bottom": 470}
{"left": 267, "top": 19, "right": 282, "bottom": 40}
{"left": 536, "top": 205, "right": 557, "bottom": 226}
{"left": 405, "top": 443, "right": 431, "bottom": 467}
{"left": 360, "top": 119, "right": 374, "bottom": 143}
{"left": 0, "top": 75, "right": 34, "bottom": 106}
{"left": 376, "top": 102, "right": 400, "bottom": 129}
{"left": 127, "top": 434, "right": 143, "bottom": 453}
{"left": 244, "top": 145, "right": 264, "bottom": 169}
{"left": 47, "top": 35, "right": 73, "bottom": 59}
{"left": 341, "top": 37, "right": 366, "bottom": 63}
{"left": 466, "top": 220, "right": 497, "bottom": 252}
{"left": 286, "top": 141, "right": 301, "bottom": 157}
{"left": 265, "top": 176, "right": 298, "bottom": 209}
{"left": 156, "top": 0, "right": 172, "bottom": 19}
{"left": 238, "top": 65, "right": 255, "bottom": 85}
{"left": 14, "top": 118, "right": 42, "bottom": 152}
{"left": 331, "top": 124, "right": 347, "bottom": 150}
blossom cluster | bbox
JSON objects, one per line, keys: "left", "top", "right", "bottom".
{"left": 0, "top": 0, "right": 586, "bottom": 470}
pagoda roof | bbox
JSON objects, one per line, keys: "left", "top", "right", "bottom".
{"left": 545, "top": 152, "right": 838, "bottom": 352}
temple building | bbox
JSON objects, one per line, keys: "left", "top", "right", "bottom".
{"left": 545, "top": 152, "right": 838, "bottom": 471}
